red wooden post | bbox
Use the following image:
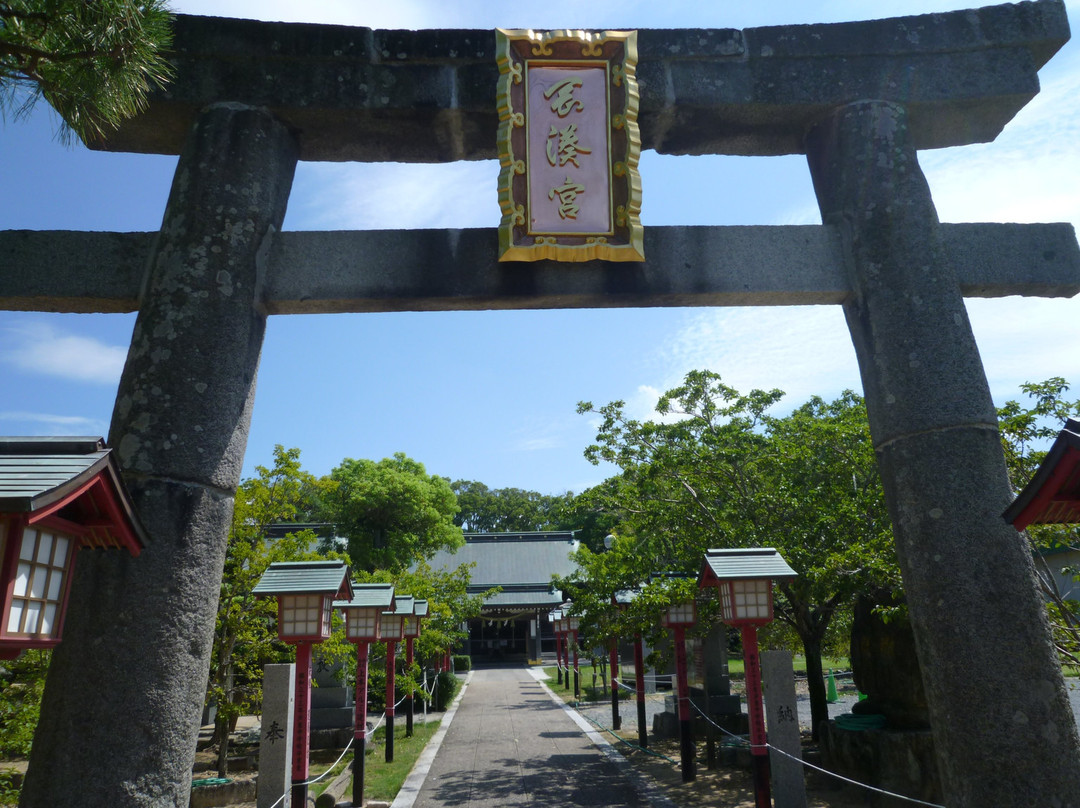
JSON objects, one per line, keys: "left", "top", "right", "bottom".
{"left": 742, "top": 624, "right": 770, "bottom": 808}
{"left": 634, "top": 634, "right": 647, "bottom": 748}
{"left": 292, "top": 641, "right": 313, "bottom": 808}
{"left": 406, "top": 636, "right": 415, "bottom": 737}
{"left": 385, "top": 640, "right": 397, "bottom": 763}
{"left": 571, "top": 632, "right": 580, "bottom": 700}
{"left": 353, "top": 641, "right": 369, "bottom": 805}
{"left": 673, "top": 625, "right": 695, "bottom": 781}
{"left": 609, "top": 637, "right": 621, "bottom": 730}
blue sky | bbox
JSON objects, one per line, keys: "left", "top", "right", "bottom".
{"left": 2, "top": 0, "right": 1079, "bottom": 495}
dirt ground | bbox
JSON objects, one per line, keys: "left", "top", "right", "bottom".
{"left": 615, "top": 735, "right": 872, "bottom": 808}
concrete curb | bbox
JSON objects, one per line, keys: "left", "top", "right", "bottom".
{"left": 389, "top": 671, "right": 472, "bottom": 808}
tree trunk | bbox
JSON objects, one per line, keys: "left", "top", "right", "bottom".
{"left": 214, "top": 711, "right": 231, "bottom": 778}
{"left": 801, "top": 634, "right": 828, "bottom": 741}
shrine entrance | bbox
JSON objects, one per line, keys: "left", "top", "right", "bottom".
{"left": 4, "top": 6, "right": 1080, "bottom": 808}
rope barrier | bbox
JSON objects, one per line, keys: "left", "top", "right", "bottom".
{"left": 765, "top": 743, "right": 945, "bottom": 808}
{"left": 579, "top": 712, "right": 680, "bottom": 764}
{"left": 682, "top": 694, "right": 945, "bottom": 807}
{"left": 265, "top": 735, "right": 356, "bottom": 808}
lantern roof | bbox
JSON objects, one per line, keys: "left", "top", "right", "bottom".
{"left": 254, "top": 560, "right": 353, "bottom": 599}
{"left": 390, "top": 595, "right": 415, "bottom": 616}
{"left": 698, "top": 548, "right": 797, "bottom": 587}
{"left": 413, "top": 599, "right": 429, "bottom": 618}
{"left": 335, "top": 582, "right": 394, "bottom": 611}
{"left": 1003, "top": 418, "right": 1080, "bottom": 531}
{"left": 0, "top": 436, "right": 147, "bottom": 555}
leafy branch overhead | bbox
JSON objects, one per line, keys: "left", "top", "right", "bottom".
{"left": 0, "top": 1, "right": 174, "bottom": 142}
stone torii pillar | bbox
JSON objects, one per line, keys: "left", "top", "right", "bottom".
{"left": 806, "top": 100, "right": 1080, "bottom": 808}
{"left": 20, "top": 103, "right": 299, "bottom": 808}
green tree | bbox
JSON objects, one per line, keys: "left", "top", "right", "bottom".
{"left": 208, "top": 446, "right": 346, "bottom": 777}
{"left": 321, "top": 453, "right": 463, "bottom": 573}
{"left": 450, "top": 479, "right": 576, "bottom": 534}
{"left": 997, "top": 377, "right": 1080, "bottom": 666}
{"left": 0, "top": 1, "right": 173, "bottom": 142}
{"left": 577, "top": 371, "right": 899, "bottom": 737}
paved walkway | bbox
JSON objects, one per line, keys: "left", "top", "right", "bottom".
{"left": 393, "top": 664, "right": 674, "bottom": 808}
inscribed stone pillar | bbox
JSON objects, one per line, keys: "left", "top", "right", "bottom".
{"left": 805, "top": 100, "right": 1080, "bottom": 808}
{"left": 259, "top": 664, "right": 296, "bottom": 808}
{"left": 761, "top": 651, "right": 806, "bottom": 808}
{"left": 22, "top": 103, "right": 298, "bottom": 808}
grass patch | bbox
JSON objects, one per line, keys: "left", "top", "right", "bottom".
{"left": 310, "top": 720, "right": 440, "bottom": 803}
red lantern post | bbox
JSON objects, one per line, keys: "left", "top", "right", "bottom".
{"left": 380, "top": 597, "right": 410, "bottom": 763}
{"left": 566, "top": 615, "right": 581, "bottom": 700}
{"left": 336, "top": 583, "right": 394, "bottom": 808}
{"left": 404, "top": 599, "right": 427, "bottom": 737}
{"left": 254, "top": 560, "right": 353, "bottom": 808}
{"left": 662, "top": 601, "right": 698, "bottom": 782}
{"left": 699, "top": 548, "right": 797, "bottom": 808}
{"left": 549, "top": 609, "right": 563, "bottom": 686}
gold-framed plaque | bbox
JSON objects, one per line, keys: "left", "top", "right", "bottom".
{"left": 496, "top": 28, "right": 643, "bottom": 262}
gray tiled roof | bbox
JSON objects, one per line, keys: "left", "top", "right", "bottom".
{"left": 391, "top": 595, "right": 415, "bottom": 616}
{"left": 254, "top": 561, "right": 352, "bottom": 596}
{"left": 0, "top": 437, "right": 112, "bottom": 510}
{"left": 699, "top": 548, "right": 798, "bottom": 583}
{"left": 483, "top": 589, "right": 564, "bottom": 609}
{"left": 0, "top": 436, "right": 148, "bottom": 552}
{"left": 427, "top": 532, "right": 580, "bottom": 588}
{"left": 335, "top": 582, "right": 394, "bottom": 610}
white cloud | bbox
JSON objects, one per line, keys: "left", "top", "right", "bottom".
{"left": 0, "top": 322, "right": 127, "bottom": 384}
{"left": 649, "top": 306, "right": 861, "bottom": 408}
{"left": 966, "top": 297, "right": 1080, "bottom": 404}
{"left": 922, "top": 48, "right": 1080, "bottom": 231}
{"left": 288, "top": 161, "right": 500, "bottom": 231}
{"left": 0, "top": 411, "right": 106, "bottom": 435}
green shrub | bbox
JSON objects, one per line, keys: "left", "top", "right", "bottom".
{"left": 0, "top": 650, "right": 50, "bottom": 758}
{"left": 451, "top": 655, "right": 471, "bottom": 672}
{"left": 431, "top": 671, "right": 460, "bottom": 711}
{"left": 0, "top": 771, "right": 22, "bottom": 807}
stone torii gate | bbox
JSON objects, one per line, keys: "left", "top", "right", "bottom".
{"left": 4, "top": 4, "right": 1080, "bottom": 807}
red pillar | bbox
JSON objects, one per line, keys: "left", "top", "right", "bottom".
{"left": 571, "top": 632, "right": 580, "bottom": 699}
{"left": 674, "top": 626, "right": 695, "bottom": 781}
{"left": 352, "top": 641, "right": 369, "bottom": 806}
{"left": 741, "top": 624, "right": 770, "bottom": 808}
{"left": 292, "top": 641, "right": 313, "bottom": 808}
{"left": 634, "top": 634, "right": 647, "bottom": 748}
{"left": 405, "top": 637, "right": 415, "bottom": 737}
{"left": 609, "top": 637, "right": 621, "bottom": 730}
{"left": 385, "top": 640, "right": 397, "bottom": 762}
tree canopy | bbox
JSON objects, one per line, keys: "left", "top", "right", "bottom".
{"left": 573, "top": 370, "right": 899, "bottom": 736}
{"left": 320, "top": 453, "right": 463, "bottom": 573}
{"left": 208, "top": 445, "right": 347, "bottom": 776}
{"left": 450, "top": 479, "right": 576, "bottom": 534}
{"left": 0, "top": 1, "right": 173, "bottom": 142}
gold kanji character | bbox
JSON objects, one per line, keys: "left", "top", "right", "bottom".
{"left": 549, "top": 176, "right": 586, "bottom": 220}
{"left": 544, "top": 77, "right": 585, "bottom": 117}
{"left": 546, "top": 123, "right": 592, "bottom": 168}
